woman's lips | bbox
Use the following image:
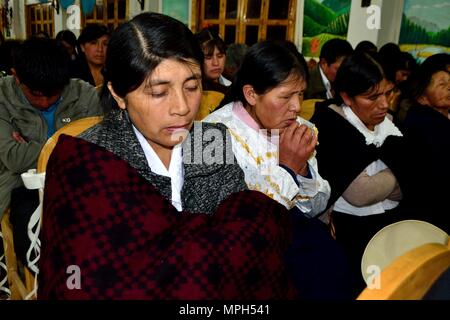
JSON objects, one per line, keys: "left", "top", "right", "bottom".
{"left": 165, "top": 124, "right": 190, "bottom": 133}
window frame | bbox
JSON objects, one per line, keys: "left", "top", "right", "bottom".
{"left": 25, "top": 3, "right": 55, "bottom": 39}
{"left": 192, "top": 0, "right": 297, "bottom": 45}
{"left": 81, "top": 0, "right": 129, "bottom": 30}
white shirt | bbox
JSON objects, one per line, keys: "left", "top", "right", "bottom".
{"left": 333, "top": 105, "right": 403, "bottom": 216}
{"left": 319, "top": 65, "right": 333, "bottom": 99}
{"left": 204, "top": 102, "right": 331, "bottom": 217}
{"left": 219, "top": 75, "right": 232, "bottom": 87}
{"left": 132, "top": 125, "right": 184, "bottom": 211}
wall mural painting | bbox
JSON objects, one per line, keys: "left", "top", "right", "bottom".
{"left": 162, "top": 0, "right": 189, "bottom": 27}
{"left": 302, "top": 0, "right": 351, "bottom": 57}
{"left": 399, "top": 0, "right": 450, "bottom": 63}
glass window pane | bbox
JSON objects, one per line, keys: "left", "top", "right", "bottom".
{"left": 30, "top": 8, "right": 35, "bottom": 21}
{"left": 86, "top": 9, "right": 94, "bottom": 19}
{"left": 97, "top": 5, "right": 104, "bottom": 19}
{"left": 36, "top": 8, "right": 41, "bottom": 20}
{"left": 247, "top": 0, "right": 262, "bottom": 19}
{"left": 118, "top": 0, "right": 126, "bottom": 20}
{"left": 268, "top": 0, "right": 289, "bottom": 20}
{"left": 205, "top": 0, "right": 220, "bottom": 19}
{"left": 224, "top": 25, "right": 236, "bottom": 45}
{"left": 245, "top": 25, "right": 259, "bottom": 45}
{"left": 266, "top": 25, "right": 287, "bottom": 41}
{"left": 226, "top": 0, "right": 237, "bottom": 19}
{"left": 43, "top": 8, "right": 47, "bottom": 20}
{"left": 208, "top": 25, "right": 220, "bottom": 37}
{"left": 107, "top": 0, "right": 115, "bottom": 19}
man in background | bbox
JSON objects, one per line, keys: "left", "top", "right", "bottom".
{"left": 305, "top": 38, "right": 353, "bottom": 100}
{"left": 0, "top": 38, "right": 102, "bottom": 264}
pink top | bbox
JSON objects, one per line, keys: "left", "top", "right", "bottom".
{"left": 232, "top": 101, "right": 260, "bottom": 132}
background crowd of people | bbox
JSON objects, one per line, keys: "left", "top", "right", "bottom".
{"left": 0, "top": 14, "right": 449, "bottom": 300}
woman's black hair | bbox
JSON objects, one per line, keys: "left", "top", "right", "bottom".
{"left": 56, "top": 29, "right": 77, "bottom": 48}
{"left": 102, "top": 12, "right": 204, "bottom": 112}
{"left": 409, "top": 53, "right": 450, "bottom": 102}
{"left": 196, "top": 28, "right": 227, "bottom": 56}
{"left": 78, "top": 24, "right": 110, "bottom": 45}
{"left": 219, "top": 40, "right": 307, "bottom": 108}
{"left": 334, "top": 51, "right": 386, "bottom": 103}
{"left": 282, "top": 40, "right": 310, "bottom": 83}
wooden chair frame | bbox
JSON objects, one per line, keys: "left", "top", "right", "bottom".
{"left": 358, "top": 241, "right": 450, "bottom": 300}
{"left": 0, "top": 116, "right": 102, "bottom": 300}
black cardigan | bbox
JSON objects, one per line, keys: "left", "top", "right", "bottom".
{"left": 399, "top": 104, "right": 450, "bottom": 232}
{"left": 310, "top": 105, "right": 404, "bottom": 210}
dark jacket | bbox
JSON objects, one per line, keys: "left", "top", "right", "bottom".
{"left": 80, "top": 109, "right": 248, "bottom": 214}
{"left": 399, "top": 104, "right": 450, "bottom": 232}
{"left": 305, "top": 65, "right": 328, "bottom": 100}
{"left": 0, "top": 76, "right": 102, "bottom": 215}
{"left": 311, "top": 105, "right": 403, "bottom": 209}
{"left": 71, "top": 56, "right": 96, "bottom": 86}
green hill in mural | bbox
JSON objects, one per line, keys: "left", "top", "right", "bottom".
{"left": 303, "top": 16, "right": 326, "bottom": 37}
{"left": 400, "top": 14, "right": 450, "bottom": 47}
{"left": 433, "top": 26, "right": 450, "bottom": 47}
{"left": 303, "top": 0, "right": 350, "bottom": 57}
{"left": 304, "top": 0, "right": 349, "bottom": 37}
{"left": 324, "top": 12, "right": 350, "bottom": 36}
{"left": 322, "top": 0, "right": 351, "bottom": 16}
{"left": 304, "top": 0, "right": 336, "bottom": 28}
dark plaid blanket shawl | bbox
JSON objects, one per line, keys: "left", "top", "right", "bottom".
{"left": 38, "top": 135, "right": 296, "bottom": 300}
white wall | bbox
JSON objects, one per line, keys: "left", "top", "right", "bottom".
{"left": 294, "top": 0, "right": 305, "bottom": 50}
{"left": 377, "top": 0, "right": 404, "bottom": 47}
{"left": 11, "top": 0, "right": 26, "bottom": 39}
{"left": 347, "top": 0, "right": 404, "bottom": 49}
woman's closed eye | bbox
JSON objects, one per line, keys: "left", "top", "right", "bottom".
{"left": 150, "top": 90, "right": 168, "bottom": 98}
{"left": 279, "top": 93, "right": 293, "bottom": 100}
{"left": 184, "top": 79, "right": 201, "bottom": 92}
{"left": 185, "top": 85, "right": 199, "bottom": 92}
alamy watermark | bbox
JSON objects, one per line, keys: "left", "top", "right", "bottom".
{"left": 366, "top": 5, "right": 381, "bottom": 30}
{"left": 66, "top": 5, "right": 81, "bottom": 31}
{"left": 173, "top": 122, "right": 280, "bottom": 176}
{"left": 66, "top": 265, "right": 81, "bottom": 290}
{"left": 365, "top": 264, "right": 381, "bottom": 290}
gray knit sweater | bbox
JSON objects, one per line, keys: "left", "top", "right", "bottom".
{"left": 79, "top": 109, "right": 248, "bottom": 214}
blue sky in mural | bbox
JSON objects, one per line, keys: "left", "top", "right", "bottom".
{"left": 404, "top": 0, "right": 450, "bottom": 31}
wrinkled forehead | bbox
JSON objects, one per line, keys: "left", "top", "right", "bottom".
{"left": 430, "top": 70, "right": 450, "bottom": 83}
{"left": 267, "top": 72, "right": 307, "bottom": 93}
{"left": 282, "top": 71, "right": 307, "bottom": 86}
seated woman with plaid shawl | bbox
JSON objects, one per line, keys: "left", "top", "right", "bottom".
{"left": 37, "top": 12, "right": 296, "bottom": 300}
